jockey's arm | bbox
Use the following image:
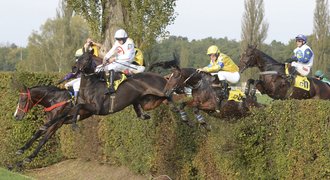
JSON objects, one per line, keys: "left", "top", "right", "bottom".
{"left": 203, "top": 62, "right": 223, "bottom": 73}
{"left": 103, "top": 43, "right": 119, "bottom": 63}
{"left": 298, "top": 48, "right": 313, "bottom": 64}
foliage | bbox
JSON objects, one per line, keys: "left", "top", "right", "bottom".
{"left": 0, "top": 72, "right": 63, "bottom": 170}
{"left": 312, "top": 0, "right": 330, "bottom": 74}
{"left": 67, "top": 0, "right": 177, "bottom": 50}
{"left": 16, "top": 2, "right": 90, "bottom": 72}
{"left": 1, "top": 72, "right": 330, "bottom": 179}
{"left": 0, "top": 44, "right": 27, "bottom": 71}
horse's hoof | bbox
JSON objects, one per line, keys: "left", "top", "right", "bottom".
{"left": 200, "top": 122, "right": 211, "bottom": 131}
{"left": 23, "top": 158, "right": 32, "bottom": 163}
{"left": 182, "top": 120, "right": 194, "bottom": 127}
{"left": 7, "top": 164, "right": 13, "bottom": 171}
{"left": 71, "top": 124, "right": 79, "bottom": 131}
{"left": 39, "top": 125, "right": 47, "bottom": 131}
{"left": 170, "top": 107, "right": 179, "bottom": 113}
{"left": 141, "top": 114, "right": 151, "bottom": 120}
{"left": 16, "top": 149, "right": 24, "bottom": 155}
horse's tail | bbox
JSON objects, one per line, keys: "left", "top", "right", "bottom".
{"left": 148, "top": 53, "right": 180, "bottom": 71}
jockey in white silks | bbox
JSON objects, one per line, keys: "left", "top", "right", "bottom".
{"left": 96, "top": 29, "right": 145, "bottom": 94}
{"left": 285, "top": 34, "right": 314, "bottom": 76}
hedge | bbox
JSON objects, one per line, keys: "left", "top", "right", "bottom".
{"left": 1, "top": 72, "right": 330, "bottom": 179}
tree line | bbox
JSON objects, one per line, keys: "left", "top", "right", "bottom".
{"left": 0, "top": 0, "right": 329, "bottom": 80}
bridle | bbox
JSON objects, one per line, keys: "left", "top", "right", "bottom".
{"left": 17, "top": 88, "right": 48, "bottom": 113}
{"left": 167, "top": 70, "right": 202, "bottom": 94}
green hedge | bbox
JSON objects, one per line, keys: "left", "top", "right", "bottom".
{"left": 1, "top": 72, "right": 330, "bottom": 179}
{"left": 0, "top": 72, "right": 64, "bottom": 169}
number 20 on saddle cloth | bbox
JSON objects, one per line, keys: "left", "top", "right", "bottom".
{"left": 285, "top": 64, "right": 310, "bottom": 91}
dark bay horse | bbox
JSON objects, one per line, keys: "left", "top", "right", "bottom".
{"left": 13, "top": 85, "right": 81, "bottom": 163}
{"left": 239, "top": 45, "right": 330, "bottom": 100}
{"left": 164, "top": 66, "right": 262, "bottom": 130}
{"left": 71, "top": 51, "right": 172, "bottom": 124}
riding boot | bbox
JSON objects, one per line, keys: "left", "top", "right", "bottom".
{"left": 73, "top": 91, "right": 79, "bottom": 105}
{"left": 220, "top": 80, "right": 229, "bottom": 99}
{"left": 105, "top": 70, "right": 116, "bottom": 95}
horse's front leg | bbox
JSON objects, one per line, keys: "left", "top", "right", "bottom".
{"left": 245, "top": 79, "right": 255, "bottom": 95}
{"left": 16, "top": 129, "right": 46, "bottom": 155}
{"left": 177, "top": 103, "right": 194, "bottom": 127}
{"left": 23, "top": 120, "right": 65, "bottom": 163}
{"left": 71, "top": 103, "right": 96, "bottom": 129}
{"left": 192, "top": 107, "right": 211, "bottom": 131}
{"left": 133, "top": 103, "right": 150, "bottom": 120}
{"left": 255, "top": 80, "right": 266, "bottom": 94}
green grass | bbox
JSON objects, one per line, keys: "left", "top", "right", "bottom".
{"left": 0, "top": 168, "right": 32, "bottom": 180}
{"left": 256, "top": 94, "right": 273, "bottom": 105}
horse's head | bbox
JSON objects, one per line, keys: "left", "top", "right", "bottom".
{"left": 239, "top": 45, "right": 259, "bottom": 73}
{"left": 76, "top": 51, "right": 95, "bottom": 74}
{"left": 14, "top": 85, "right": 32, "bottom": 120}
{"left": 164, "top": 65, "right": 183, "bottom": 97}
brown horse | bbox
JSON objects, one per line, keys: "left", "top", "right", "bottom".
{"left": 13, "top": 85, "right": 81, "bottom": 164}
{"left": 164, "top": 66, "right": 262, "bottom": 130}
{"left": 239, "top": 45, "right": 330, "bottom": 100}
{"left": 70, "top": 51, "right": 173, "bottom": 125}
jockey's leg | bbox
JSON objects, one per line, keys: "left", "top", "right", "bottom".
{"left": 105, "top": 69, "right": 116, "bottom": 94}
{"left": 72, "top": 78, "right": 81, "bottom": 105}
{"left": 216, "top": 72, "right": 228, "bottom": 99}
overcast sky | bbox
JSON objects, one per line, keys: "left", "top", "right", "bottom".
{"left": 0, "top": 0, "right": 325, "bottom": 47}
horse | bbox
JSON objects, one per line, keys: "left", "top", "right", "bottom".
{"left": 12, "top": 85, "right": 81, "bottom": 164}
{"left": 239, "top": 45, "right": 330, "bottom": 100}
{"left": 163, "top": 66, "right": 262, "bottom": 130}
{"left": 70, "top": 51, "right": 174, "bottom": 125}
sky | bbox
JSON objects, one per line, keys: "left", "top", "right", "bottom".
{"left": 0, "top": 0, "right": 324, "bottom": 47}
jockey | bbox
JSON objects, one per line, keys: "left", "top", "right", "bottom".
{"left": 62, "top": 48, "right": 83, "bottom": 104}
{"left": 197, "top": 45, "right": 240, "bottom": 98}
{"left": 132, "top": 47, "right": 145, "bottom": 73}
{"left": 285, "top": 34, "right": 314, "bottom": 76}
{"left": 101, "top": 29, "right": 145, "bottom": 94}
{"left": 314, "top": 70, "right": 330, "bottom": 85}
{"left": 84, "top": 38, "right": 102, "bottom": 57}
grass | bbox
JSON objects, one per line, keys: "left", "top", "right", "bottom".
{"left": 0, "top": 167, "right": 32, "bottom": 180}
{"left": 256, "top": 94, "right": 273, "bottom": 105}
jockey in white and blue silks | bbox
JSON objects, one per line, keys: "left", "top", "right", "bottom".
{"left": 286, "top": 34, "right": 314, "bottom": 76}
{"left": 96, "top": 29, "right": 145, "bottom": 94}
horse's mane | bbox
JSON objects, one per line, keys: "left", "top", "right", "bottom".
{"left": 148, "top": 53, "right": 180, "bottom": 71}
{"left": 255, "top": 48, "right": 283, "bottom": 65}
{"left": 30, "top": 85, "right": 67, "bottom": 92}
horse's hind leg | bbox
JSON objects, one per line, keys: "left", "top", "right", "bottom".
{"left": 133, "top": 103, "right": 150, "bottom": 120}
{"left": 193, "top": 107, "right": 211, "bottom": 131}
{"left": 24, "top": 120, "right": 65, "bottom": 163}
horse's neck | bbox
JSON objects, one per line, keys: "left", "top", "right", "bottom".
{"left": 256, "top": 52, "right": 284, "bottom": 72}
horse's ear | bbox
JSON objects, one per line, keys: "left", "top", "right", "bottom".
{"left": 172, "top": 51, "right": 180, "bottom": 66}
{"left": 11, "top": 77, "right": 24, "bottom": 91}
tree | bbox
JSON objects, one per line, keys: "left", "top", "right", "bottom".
{"left": 17, "top": 1, "right": 90, "bottom": 72}
{"left": 312, "top": 0, "right": 330, "bottom": 73}
{"left": 240, "top": 0, "right": 269, "bottom": 81}
{"left": 67, "top": 0, "right": 177, "bottom": 53}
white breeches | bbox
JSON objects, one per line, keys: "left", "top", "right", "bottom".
{"left": 211, "top": 71, "right": 240, "bottom": 84}
{"left": 95, "top": 62, "right": 145, "bottom": 73}
{"left": 291, "top": 62, "right": 311, "bottom": 76}
{"left": 65, "top": 78, "right": 81, "bottom": 91}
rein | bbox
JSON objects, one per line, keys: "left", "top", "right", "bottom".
{"left": 18, "top": 89, "right": 48, "bottom": 113}
{"left": 182, "top": 71, "right": 202, "bottom": 89}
